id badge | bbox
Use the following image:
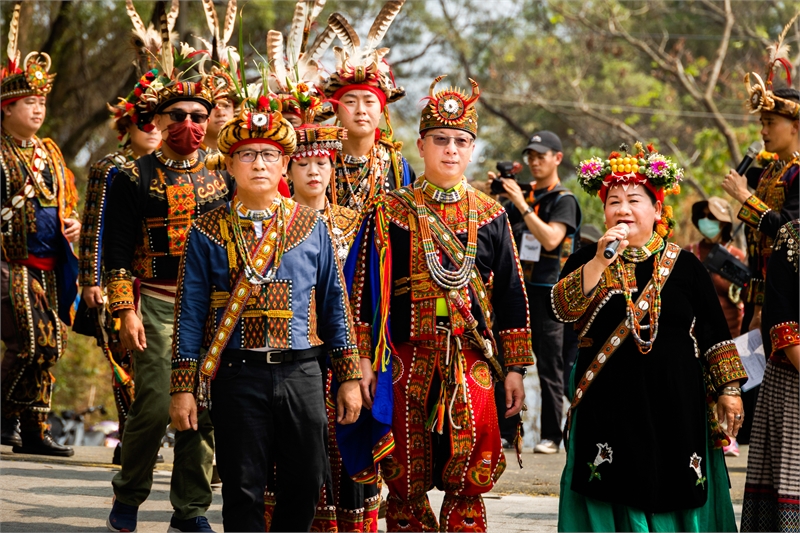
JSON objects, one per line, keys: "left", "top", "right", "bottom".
{"left": 520, "top": 231, "right": 541, "bottom": 262}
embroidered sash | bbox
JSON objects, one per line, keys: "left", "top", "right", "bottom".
{"left": 198, "top": 202, "right": 298, "bottom": 381}
{"left": 566, "top": 242, "right": 680, "bottom": 435}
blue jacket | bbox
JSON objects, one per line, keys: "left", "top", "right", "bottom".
{"left": 170, "top": 199, "right": 362, "bottom": 393}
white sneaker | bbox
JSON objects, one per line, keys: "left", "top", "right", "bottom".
{"left": 533, "top": 439, "right": 559, "bottom": 454}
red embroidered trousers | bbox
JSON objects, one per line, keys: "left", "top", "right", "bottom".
{"left": 382, "top": 341, "right": 506, "bottom": 532}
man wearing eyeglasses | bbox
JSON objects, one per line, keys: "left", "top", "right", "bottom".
{"left": 489, "top": 130, "right": 582, "bottom": 456}
{"left": 370, "top": 77, "right": 532, "bottom": 531}
{"left": 102, "top": 68, "right": 229, "bottom": 533}
{"left": 169, "top": 96, "right": 362, "bottom": 532}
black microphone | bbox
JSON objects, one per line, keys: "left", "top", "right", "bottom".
{"left": 603, "top": 224, "right": 629, "bottom": 259}
{"left": 735, "top": 140, "right": 764, "bottom": 176}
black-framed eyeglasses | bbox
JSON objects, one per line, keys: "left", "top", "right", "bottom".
{"left": 234, "top": 149, "right": 282, "bottom": 163}
{"left": 158, "top": 110, "right": 209, "bottom": 124}
{"left": 429, "top": 135, "right": 473, "bottom": 148}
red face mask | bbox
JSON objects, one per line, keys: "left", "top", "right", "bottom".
{"left": 164, "top": 119, "right": 205, "bottom": 155}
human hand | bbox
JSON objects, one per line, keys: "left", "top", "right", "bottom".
{"left": 336, "top": 380, "right": 362, "bottom": 425}
{"left": 722, "top": 169, "right": 751, "bottom": 204}
{"left": 500, "top": 178, "right": 529, "bottom": 211}
{"left": 593, "top": 224, "right": 630, "bottom": 267}
{"left": 64, "top": 218, "right": 81, "bottom": 243}
{"left": 504, "top": 371, "right": 525, "bottom": 418}
{"left": 170, "top": 392, "right": 198, "bottom": 431}
{"left": 716, "top": 393, "right": 744, "bottom": 438}
{"left": 119, "top": 310, "right": 147, "bottom": 351}
{"left": 358, "top": 358, "right": 377, "bottom": 409}
{"left": 81, "top": 286, "right": 104, "bottom": 308}
{"left": 748, "top": 306, "right": 762, "bottom": 332}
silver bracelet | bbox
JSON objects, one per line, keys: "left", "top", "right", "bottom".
{"left": 719, "top": 386, "right": 741, "bottom": 397}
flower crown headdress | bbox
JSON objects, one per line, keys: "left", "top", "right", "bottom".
{"left": 578, "top": 142, "right": 683, "bottom": 237}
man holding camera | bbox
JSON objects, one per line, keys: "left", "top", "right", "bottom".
{"left": 490, "top": 130, "right": 581, "bottom": 454}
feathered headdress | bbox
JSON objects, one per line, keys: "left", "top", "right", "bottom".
{"left": 1, "top": 2, "right": 56, "bottom": 105}
{"left": 128, "top": 1, "right": 219, "bottom": 130}
{"left": 196, "top": 0, "right": 240, "bottom": 74}
{"left": 126, "top": 0, "right": 179, "bottom": 75}
{"left": 744, "top": 10, "right": 800, "bottom": 119}
{"left": 205, "top": 50, "right": 297, "bottom": 170}
{"left": 266, "top": 0, "right": 334, "bottom": 120}
{"left": 419, "top": 75, "right": 480, "bottom": 137}
{"left": 321, "top": 0, "right": 407, "bottom": 108}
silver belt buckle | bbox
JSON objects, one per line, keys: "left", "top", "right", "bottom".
{"left": 265, "top": 350, "right": 283, "bottom": 364}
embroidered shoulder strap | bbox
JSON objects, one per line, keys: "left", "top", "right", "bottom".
{"left": 565, "top": 242, "right": 681, "bottom": 435}
{"left": 198, "top": 203, "right": 298, "bottom": 382}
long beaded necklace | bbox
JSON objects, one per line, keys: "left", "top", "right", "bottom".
{"left": 323, "top": 200, "right": 350, "bottom": 262}
{"left": 4, "top": 134, "right": 56, "bottom": 202}
{"left": 336, "top": 151, "right": 374, "bottom": 211}
{"left": 614, "top": 233, "right": 666, "bottom": 354}
{"left": 413, "top": 179, "right": 477, "bottom": 291}
{"left": 228, "top": 196, "right": 287, "bottom": 284}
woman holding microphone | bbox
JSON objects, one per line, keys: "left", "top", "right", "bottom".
{"left": 552, "top": 143, "right": 747, "bottom": 531}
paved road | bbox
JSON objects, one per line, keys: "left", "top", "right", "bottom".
{"left": 0, "top": 443, "right": 747, "bottom": 532}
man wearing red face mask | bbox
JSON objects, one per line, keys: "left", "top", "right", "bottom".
{"left": 101, "top": 50, "right": 231, "bottom": 532}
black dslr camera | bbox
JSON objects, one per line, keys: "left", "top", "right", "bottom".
{"left": 703, "top": 244, "right": 751, "bottom": 288}
{"left": 490, "top": 161, "right": 530, "bottom": 194}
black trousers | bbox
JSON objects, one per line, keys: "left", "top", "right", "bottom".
{"left": 527, "top": 284, "right": 565, "bottom": 445}
{"left": 210, "top": 354, "right": 328, "bottom": 532}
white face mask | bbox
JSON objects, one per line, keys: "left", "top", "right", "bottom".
{"left": 698, "top": 218, "right": 721, "bottom": 239}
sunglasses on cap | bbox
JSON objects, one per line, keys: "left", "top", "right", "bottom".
{"left": 158, "top": 110, "right": 209, "bottom": 124}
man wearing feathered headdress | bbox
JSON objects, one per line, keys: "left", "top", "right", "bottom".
{"left": 375, "top": 76, "right": 532, "bottom": 531}
{"left": 314, "top": 6, "right": 418, "bottom": 529}
{"left": 101, "top": 3, "right": 231, "bottom": 531}
{"left": 0, "top": 2, "right": 80, "bottom": 459}
{"left": 74, "top": 0, "right": 169, "bottom": 468}
{"left": 261, "top": 4, "right": 379, "bottom": 530}
{"left": 723, "top": 11, "right": 799, "bottom": 333}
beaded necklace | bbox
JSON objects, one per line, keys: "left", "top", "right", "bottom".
{"left": 229, "top": 195, "right": 286, "bottom": 284}
{"left": 323, "top": 200, "right": 350, "bottom": 262}
{"left": 3, "top": 134, "right": 56, "bottom": 202}
{"left": 421, "top": 178, "right": 466, "bottom": 204}
{"left": 235, "top": 199, "right": 272, "bottom": 221}
{"left": 336, "top": 151, "right": 374, "bottom": 211}
{"left": 620, "top": 231, "right": 664, "bottom": 262}
{"left": 155, "top": 150, "right": 198, "bottom": 170}
{"left": 615, "top": 232, "right": 666, "bottom": 354}
{"left": 413, "top": 179, "right": 477, "bottom": 290}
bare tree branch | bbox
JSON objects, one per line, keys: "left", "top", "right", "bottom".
{"left": 392, "top": 37, "right": 443, "bottom": 67}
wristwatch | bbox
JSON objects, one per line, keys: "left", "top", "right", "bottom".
{"left": 508, "top": 366, "right": 527, "bottom": 378}
{"left": 522, "top": 206, "right": 535, "bottom": 217}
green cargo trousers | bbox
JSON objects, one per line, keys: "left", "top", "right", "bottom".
{"left": 111, "top": 294, "right": 214, "bottom": 519}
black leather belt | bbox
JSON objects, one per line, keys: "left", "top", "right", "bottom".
{"left": 222, "top": 347, "right": 322, "bottom": 365}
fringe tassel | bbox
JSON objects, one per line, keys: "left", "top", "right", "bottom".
{"left": 514, "top": 420, "right": 524, "bottom": 468}
{"left": 372, "top": 201, "right": 393, "bottom": 373}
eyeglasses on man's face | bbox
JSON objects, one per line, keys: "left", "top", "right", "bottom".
{"left": 429, "top": 135, "right": 473, "bottom": 149}
{"left": 159, "top": 110, "right": 210, "bottom": 124}
{"left": 233, "top": 149, "right": 282, "bottom": 163}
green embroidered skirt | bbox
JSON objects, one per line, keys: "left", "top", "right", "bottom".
{"left": 558, "top": 411, "right": 738, "bottom": 532}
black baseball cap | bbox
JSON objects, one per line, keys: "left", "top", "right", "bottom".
{"left": 522, "top": 130, "right": 562, "bottom": 155}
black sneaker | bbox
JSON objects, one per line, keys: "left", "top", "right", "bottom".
{"left": 107, "top": 499, "right": 138, "bottom": 532}
{"left": 13, "top": 431, "right": 74, "bottom": 457}
{"left": 1, "top": 417, "right": 22, "bottom": 447}
{"left": 167, "top": 515, "right": 214, "bottom": 532}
